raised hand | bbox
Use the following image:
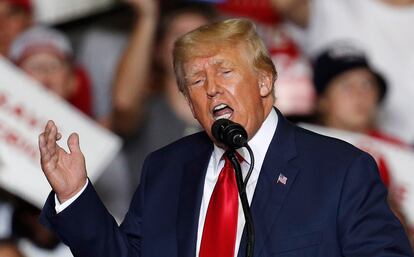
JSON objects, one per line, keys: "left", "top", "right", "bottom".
{"left": 38, "top": 120, "right": 87, "bottom": 203}
{"left": 124, "top": 0, "right": 159, "bottom": 17}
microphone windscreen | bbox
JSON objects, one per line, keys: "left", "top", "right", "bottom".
{"left": 212, "top": 119, "right": 231, "bottom": 143}
{"left": 211, "top": 119, "right": 248, "bottom": 148}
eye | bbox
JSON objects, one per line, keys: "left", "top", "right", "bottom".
{"left": 221, "top": 69, "right": 233, "bottom": 77}
{"left": 190, "top": 78, "right": 205, "bottom": 86}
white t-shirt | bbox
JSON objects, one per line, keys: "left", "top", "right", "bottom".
{"left": 306, "top": 0, "right": 414, "bottom": 143}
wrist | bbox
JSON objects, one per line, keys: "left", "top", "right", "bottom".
{"left": 56, "top": 179, "right": 88, "bottom": 204}
{"left": 55, "top": 180, "right": 89, "bottom": 213}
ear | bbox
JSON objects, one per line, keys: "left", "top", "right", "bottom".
{"left": 258, "top": 71, "right": 273, "bottom": 98}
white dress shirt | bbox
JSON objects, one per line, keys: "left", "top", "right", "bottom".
{"left": 196, "top": 109, "right": 278, "bottom": 257}
{"left": 55, "top": 109, "right": 278, "bottom": 257}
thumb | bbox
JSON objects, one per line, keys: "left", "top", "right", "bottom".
{"left": 67, "top": 133, "right": 81, "bottom": 154}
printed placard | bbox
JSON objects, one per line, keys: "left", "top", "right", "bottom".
{"left": 33, "top": 0, "right": 117, "bottom": 24}
{"left": 0, "top": 57, "right": 121, "bottom": 208}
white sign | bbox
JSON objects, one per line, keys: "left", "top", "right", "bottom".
{"left": 301, "top": 123, "right": 414, "bottom": 235}
{"left": 0, "top": 57, "right": 122, "bottom": 208}
{"left": 33, "top": 0, "right": 117, "bottom": 24}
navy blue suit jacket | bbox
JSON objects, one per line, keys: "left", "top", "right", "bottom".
{"left": 41, "top": 110, "right": 413, "bottom": 257}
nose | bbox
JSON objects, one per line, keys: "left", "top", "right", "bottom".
{"left": 205, "top": 75, "right": 223, "bottom": 98}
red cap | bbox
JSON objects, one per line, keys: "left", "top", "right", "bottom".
{"left": 4, "top": 0, "right": 32, "bottom": 12}
{"left": 216, "top": 0, "right": 280, "bottom": 25}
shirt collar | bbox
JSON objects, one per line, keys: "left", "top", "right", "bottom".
{"left": 211, "top": 108, "right": 278, "bottom": 175}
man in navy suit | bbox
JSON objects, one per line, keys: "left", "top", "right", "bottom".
{"left": 38, "top": 18, "right": 413, "bottom": 257}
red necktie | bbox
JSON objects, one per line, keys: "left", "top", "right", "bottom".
{"left": 199, "top": 155, "right": 239, "bottom": 257}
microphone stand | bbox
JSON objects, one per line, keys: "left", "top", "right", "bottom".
{"left": 226, "top": 148, "right": 255, "bottom": 257}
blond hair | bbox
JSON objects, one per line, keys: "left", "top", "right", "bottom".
{"left": 173, "top": 18, "right": 277, "bottom": 94}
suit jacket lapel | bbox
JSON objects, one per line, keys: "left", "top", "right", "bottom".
{"left": 238, "top": 109, "right": 300, "bottom": 257}
{"left": 176, "top": 135, "right": 213, "bottom": 257}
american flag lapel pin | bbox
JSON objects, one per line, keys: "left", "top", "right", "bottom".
{"left": 277, "top": 173, "right": 288, "bottom": 185}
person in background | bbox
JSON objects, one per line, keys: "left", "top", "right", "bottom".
{"left": 312, "top": 43, "right": 390, "bottom": 141}
{"left": 9, "top": 26, "right": 93, "bottom": 116}
{"left": 312, "top": 43, "right": 413, "bottom": 247}
{"left": 271, "top": 0, "right": 414, "bottom": 145}
{"left": 0, "top": 0, "right": 32, "bottom": 57}
{"left": 111, "top": 1, "right": 217, "bottom": 187}
{"left": 0, "top": 188, "right": 64, "bottom": 256}
{"left": 9, "top": 24, "right": 131, "bottom": 221}
{"left": 11, "top": 198, "right": 61, "bottom": 252}
{"left": 0, "top": 239, "right": 25, "bottom": 257}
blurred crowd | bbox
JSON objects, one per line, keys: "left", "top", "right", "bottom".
{"left": 0, "top": 0, "right": 413, "bottom": 255}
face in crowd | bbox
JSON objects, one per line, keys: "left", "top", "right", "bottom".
{"left": 19, "top": 51, "right": 76, "bottom": 100}
{"left": 317, "top": 67, "right": 381, "bottom": 132}
{"left": 10, "top": 26, "right": 77, "bottom": 100}
{"left": 0, "top": 0, "right": 32, "bottom": 56}
{"left": 174, "top": 19, "right": 277, "bottom": 146}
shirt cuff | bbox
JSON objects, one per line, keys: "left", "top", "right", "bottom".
{"left": 54, "top": 179, "right": 89, "bottom": 214}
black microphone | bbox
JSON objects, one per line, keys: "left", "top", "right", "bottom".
{"left": 211, "top": 119, "right": 248, "bottom": 149}
{"left": 213, "top": 119, "right": 255, "bottom": 257}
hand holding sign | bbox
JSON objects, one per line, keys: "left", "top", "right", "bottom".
{"left": 39, "top": 120, "right": 87, "bottom": 203}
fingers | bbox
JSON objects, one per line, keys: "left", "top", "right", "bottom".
{"left": 38, "top": 120, "right": 63, "bottom": 170}
{"left": 38, "top": 132, "right": 48, "bottom": 160}
{"left": 67, "top": 133, "right": 81, "bottom": 154}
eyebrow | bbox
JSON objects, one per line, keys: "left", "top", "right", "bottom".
{"left": 211, "top": 59, "right": 234, "bottom": 68}
{"left": 184, "top": 70, "right": 204, "bottom": 81}
{"left": 184, "top": 58, "right": 236, "bottom": 79}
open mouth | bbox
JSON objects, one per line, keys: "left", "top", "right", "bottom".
{"left": 212, "top": 103, "right": 234, "bottom": 120}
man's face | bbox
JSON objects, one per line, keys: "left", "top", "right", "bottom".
{"left": 182, "top": 43, "right": 274, "bottom": 146}
{"left": 0, "top": 1, "right": 31, "bottom": 56}
{"left": 318, "top": 68, "right": 380, "bottom": 132}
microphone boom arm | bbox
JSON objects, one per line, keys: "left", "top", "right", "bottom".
{"left": 226, "top": 150, "right": 255, "bottom": 257}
